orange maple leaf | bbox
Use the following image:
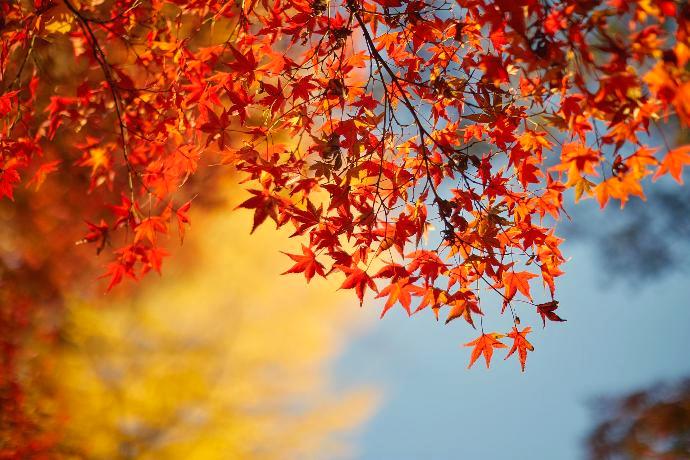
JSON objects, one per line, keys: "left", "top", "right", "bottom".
{"left": 376, "top": 278, "right": 423, "bottom": 317}
{"left": 654, "top": 146, "right": 690, "bottom": 184}
{"left": 593, "top": 176, "right": 645, "bottom": 209}
{"left": 464, "top": 332, "right": 507, "bottom": 369}
{"left": 134, "top": 217, "right": 167, "bottom": 244}
{"left": 445, "top": 297, "right": 482, "bottom": 327}
{"left": 505, "top": 326, "right": 534, "bottom": 372}
{"left": 502, "top": 270, "right": 537, "bottom": 301}
{"left": 281, "top": 245, "right": 325, "bottom": 283}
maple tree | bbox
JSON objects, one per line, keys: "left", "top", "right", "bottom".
{"left": 587, "top": 379, "right": 690, "bottom": 459}
{"left": 2, "top": 0, "right": 690, "bottom": 388}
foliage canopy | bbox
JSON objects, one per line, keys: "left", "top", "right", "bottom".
{"left": 2, "top": 0, "right": 690, "bottom": 373}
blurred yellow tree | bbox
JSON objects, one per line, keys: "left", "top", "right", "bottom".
{"left": 52, "top": 181, "right": 378, "bottom": 459}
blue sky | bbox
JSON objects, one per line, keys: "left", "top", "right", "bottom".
{"left": 335, "top": 199, "right": 690, "bottom": 459}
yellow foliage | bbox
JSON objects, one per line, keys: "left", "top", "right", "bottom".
{"left": 55, "top": 182, "right": 378, "bottom": 459}
{"left": 44, "top": 14, "right": 74, "bottom": 35}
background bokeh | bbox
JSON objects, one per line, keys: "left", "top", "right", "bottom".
{"left": 1, "top": 178, "right": 379, "bottom": 459}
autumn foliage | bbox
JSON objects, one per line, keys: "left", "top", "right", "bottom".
{"left": 588, "top": 379, "right": 690, "bottom": 459}
{"left": 2, "top": 0, "right": 690, "bottom": 390}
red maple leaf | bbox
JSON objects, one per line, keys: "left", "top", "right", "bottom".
{"left": 338, "top": 266, "right": 378, "bottom": 306}
{"left": 536, "top": 300, "right": 566, "bottom": 327}
{"left": 281, "top": 245, "right": 325, "bottom": 283}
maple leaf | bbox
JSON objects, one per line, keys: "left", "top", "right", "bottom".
{"left": 99, "top": 246, "right": 139, "bottom": 291}
{"left": 199, "top": 108, "right": 231, "bottom": 149}
{"left": 236, "top": 189, "right": 281, "bottom": 234}
{"left": 0, "top": 166, "right": 21, "bottom": 201}
{"left": 505, "top": 327, "right": 534, "bottom": 372}
{"left": 502, "top": 271, "right": 538, "bottom": 301}
{"left": 376, "top": 278, "right": 422, "bottom": 318}
{"left": 100, "top": 262, "right": 133, "bottom": 292}
{"left": 176, "top": 200, "right": 192, "bottom": 243}
{"left": 593, "top": 179, "right": 619, "bottom": 209}
{"left": 464, "top": 333, "right": 507, "bottom": 369}
{"left": 654, "top": 146, "right": 690, "bottom": 184}
{"left": 27, "top": 160, "right": 61, "bottom": 191}
{"left": 281, "top": 245, "right": 325, "bottom": 283}
{"left": 373, "top": 263, "right": 409, "bottom": 280}
{"left": 445, "top": 297, "right": 482, "bottom": 327}
{"left": 573, "top": 176, "right": 595, "bottom": 202}
{"left": 141, "top": 247, "right": 170, "bottom": 275}
{"left": 536, "top": 300, "right": 566, "bottom": 327}
{"left": 78, "top": 220, "right": 110, "bottom": 255}
{"left": 338, "top": 266, "right": 378, "bottom": 306}
{"left": 406, "top": 250, "right": 448, "bottom": 283}
{"left": 228, "top": 45, "right": 258, "bottom": 78}
{"left": 413, "top": 286, "right": 447, "bottom": 319}
{"left": 109, "top": 195, "right": 136, "bottom": 229}
{"left": 134, "top": 217, "right": 167, "bottom": 244}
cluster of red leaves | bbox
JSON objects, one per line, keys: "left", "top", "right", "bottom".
{"left": 2, "top": 0, "right": 690, "bottom": 381}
